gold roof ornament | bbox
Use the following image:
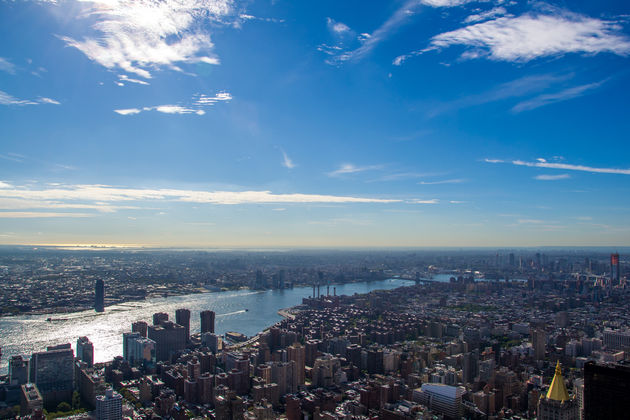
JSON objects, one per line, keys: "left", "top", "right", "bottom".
{"left": 546, "top": 361, "right": 570, "bottom": 402}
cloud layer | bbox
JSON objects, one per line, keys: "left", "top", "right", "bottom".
{"left": 115, "top": 92, "right": 232, "bottom": 115}
{"left": 60, "top": 0, "right": 234, "bottom": 78}
{"left": 395, "top": 9, "right": 630, "bottom": 65}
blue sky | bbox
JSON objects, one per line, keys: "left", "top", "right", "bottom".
{"left": 0, "top": 0, "right": 629, "bottom": 247}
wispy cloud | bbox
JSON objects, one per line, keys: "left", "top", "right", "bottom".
{"left": 115, "top": 92, "right": 232, "bottom": 116}
{"left": 118, "top": 74, "right": 150, "bottom": 86}
{"left": 281, "top": 150, "right": 296, "bottom": 169}
{"left": 464, "top": 7, "right": 509, "bottom": 24}
{"left": 486, "top": 157, "right": 630, "bottom": 175}
{"left": 0, "top": 90, "right": 61, "bottom": 106}
{"left": 321, "top": 0, "right": 423, "bottom": 65}
{"left": 426, "top": 73, "right": 572, "bottom": 116}
{"left": 409, "top": 198, "right": 439, "bottom": 204}
{"left": 534, "top": 174, "right": 570, "bottom": 181}
{"left": 0, "top": 212, "right": 93, "bottom": 218}
{"left": 513, "top": 159, "right": 630, "bottom": 175}
{"left": 512, "top": 80, "right": 606, "bottom": 112}
{"left": 58, "top": 0, "right": 235, "bottom": 79}
{"left": 327, "top": 17, "right": 351, "bottom": 34}
{"left": 0, "top": 57, "right": 16, "bottom": 74}
{"left": 0, "top": 183, "right": 401, "bottom": 206}
{"left": 0, "top": 154, "right": 25, "bottom": 163}
{"left": 419, "top": 179, "right": 464, "bottom": 185}
{"left": 395, "top": 9, "right": 630, "bottom": 65}
{"left": 327, "top": 163, "right": 384, "bottom": 177}
{"left": 421, "top": 0, "right": 477, "bottom": 6}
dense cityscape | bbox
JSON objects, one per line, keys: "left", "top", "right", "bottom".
{"left": 1, "top": 248, "right": 628, "bottom": 419}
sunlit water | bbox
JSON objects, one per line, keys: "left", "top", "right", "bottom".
{"left": 0, "top": 278, "right": 417, "bottom": 375}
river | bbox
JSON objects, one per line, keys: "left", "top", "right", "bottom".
{"left": 0, "top": 278, "right": 417, "bottom": 375}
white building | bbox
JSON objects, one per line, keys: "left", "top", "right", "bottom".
{"left": 96, "top": 388, "right": 122, "bottom": 420}
{"left": 413, "top": 383, "right": 464, "bottom": 419}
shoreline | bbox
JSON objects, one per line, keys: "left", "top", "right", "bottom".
{"left": 1, "top": 277, "right": 395, "bottom": 318}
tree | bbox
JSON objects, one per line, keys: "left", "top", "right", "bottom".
{"left": 56, "top": 402, "right": 71, "bottom": 413}
{"left": 72, "top": 391, "right": 81, "bottom": 409}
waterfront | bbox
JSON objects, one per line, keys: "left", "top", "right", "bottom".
{"left": 0, "top": 278, "right": 415, "bottom": 375}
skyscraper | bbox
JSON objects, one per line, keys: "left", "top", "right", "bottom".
{"left": 148, "top": 320, "right": 187, "bottom": 362}
{"left": 175, "top": 308, "right": 191, "bottom": 341}
{"left": 287, "top": 343, "right": 305, "bottom": 386}
{"left": 94, "top": 279, "right": 104, "bottom": 312}
{"left": 584, "top": 361, "right": 630, "bottom": 419}
{"left": 153, "top": 312, "right": 168, "bottom": 325}
{"left": 29, "top": 344, "right": 74, "bottom": 409}
{"left": 76, "top": 336, "right": 94, "bottom": 367}
{"left": 201, "top": 310, "right": 215, "bottom": 334}
{"left": 531, "top": 328, "right": 546, "bottom": 361}
{"left": 132, "top": 321, "right": 148, "bottom": 337}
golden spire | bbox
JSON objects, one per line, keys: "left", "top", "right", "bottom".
{"left": 546, "top": 361, "right": 570, "bottom": 402}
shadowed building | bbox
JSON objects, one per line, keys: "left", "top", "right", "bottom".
{"left": 584, "top": 361, "right": 630, "bottom": 420}
{"left": 95, "top": 279, "right": 104, "bottom": 312}
{"left": 201, "top": 310, "right": 215, "bottom": 334}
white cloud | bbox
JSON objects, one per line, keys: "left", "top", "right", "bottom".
{"left": 397, "top": 9, "right": 630, "bottom": 65}
{"left": 0, "top": 57, "right": 16, "bottom": 74}
{"left": 409, "top": 198, "right": 440, "bottom": 204}
{"left": 38, "top": 97, "right": 61, "bottom": 105}
{"left": 432, "top": 11, "right": 630, "bottom": 62}
{"left": 0, "top": 212, "right": 93, "bottom": 218}
{"left": 517, "top": 219, "right": 546, "bottom": 224}
{"left": 0, "top": 181, "right": 12, "bottom": 188}
{"left": 512, "top": 160, "right": 630, "bottom": 175}
{"left": 281, "top": 150, "right": 296, "bottom": 169}
{"left": 327, "top": 163, "right": 384, "bottom": 177}
{"left": 419, "top": 179, "right": 464, "bottom": 185}
{"left": 327, "top": 17, "right": 351, "bottom": 34}
{"left": 464, "top": 7, "right": 508, "bottom": 24}
{"left": 115, "top": 92, "right": 231, "bottom": 116}
{"left": 484, "top": 158, "right": 504, "bottom": 163}
{"left": 0, "top": 90, "right": 60, "bottom": 106}
{"left": 512, "top": 80, "right": 605, "bottom": 112}
{"left": 421, "top": 0, "right": 479, "bottom": 7}
{"left": 114, "top": 108, "right": 142, "bottom": 115}
{"left": 119, "top": 74, "right": 150, "bottom": 85}
{"left": 0, "top": 183, "right": 400, "bottom": 206}
{"left": 534, "top": 174, "right": 570, "bottom": 181}
{"left": 322, "top": 0, "right": 422, "bottom": 65}
{"left": 154, "top": 105, "right": 201, "bottom": 115}
{"left": 59, "top": 0, "right": 233, "bottom": 78}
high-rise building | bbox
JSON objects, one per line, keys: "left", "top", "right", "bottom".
{"left": 201, "top": 332, "right": 222, "bottom": 354}
{"left": 531, "top": 328, "right": 546, "bottom": 360}
{"left": 287, "top": 343, "right": 305, "bottom": 386}
{"left": 29, "top": 344, "right": 74, "bottom": 409}
{"left": 153, "top": 312, "right": 168, "bottom": 326}
{"left": 94, "top": 279, "right": 104, "bottom": 312}
{"left": 9, "top": 355, "right": 29, "bottom": 385}
{"left": 602, "top": 329, "right": 630, "bottom": 350}
{"left": 584, "top": 361, "right": 630, "bottom": 420}
{"left": 175, "top": 308, "right": 191, "bottom": 341}
{"left": 148, "top": 320, "right": 187, "bottom": 362}
{"left": 132, "top": 321, "right": 148, "bottom": 337}
{"left": 537, "top": 362, "right": 578, "bottom": 420}
{"left": 95, "top": 388, "right": 123, "bottom": 420}
{"left": 76, "top": 336, "right": 94, "bottom": 367}
{"left": 123, "top": 332, "right": 156, "bottom": 366}
{"left": 201, "top": 310, "right": 215, "bottom": 334}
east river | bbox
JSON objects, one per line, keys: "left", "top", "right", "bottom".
{"left": 0, "top": 278, "right": 419, "bottom": 375}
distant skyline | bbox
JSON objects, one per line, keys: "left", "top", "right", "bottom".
{"left": 1, "top": 0, "right": 629, "bottom": 247}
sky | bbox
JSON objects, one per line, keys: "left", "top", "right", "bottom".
{"left": 0, "top": 0, "right": 629, "bottom": 248}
